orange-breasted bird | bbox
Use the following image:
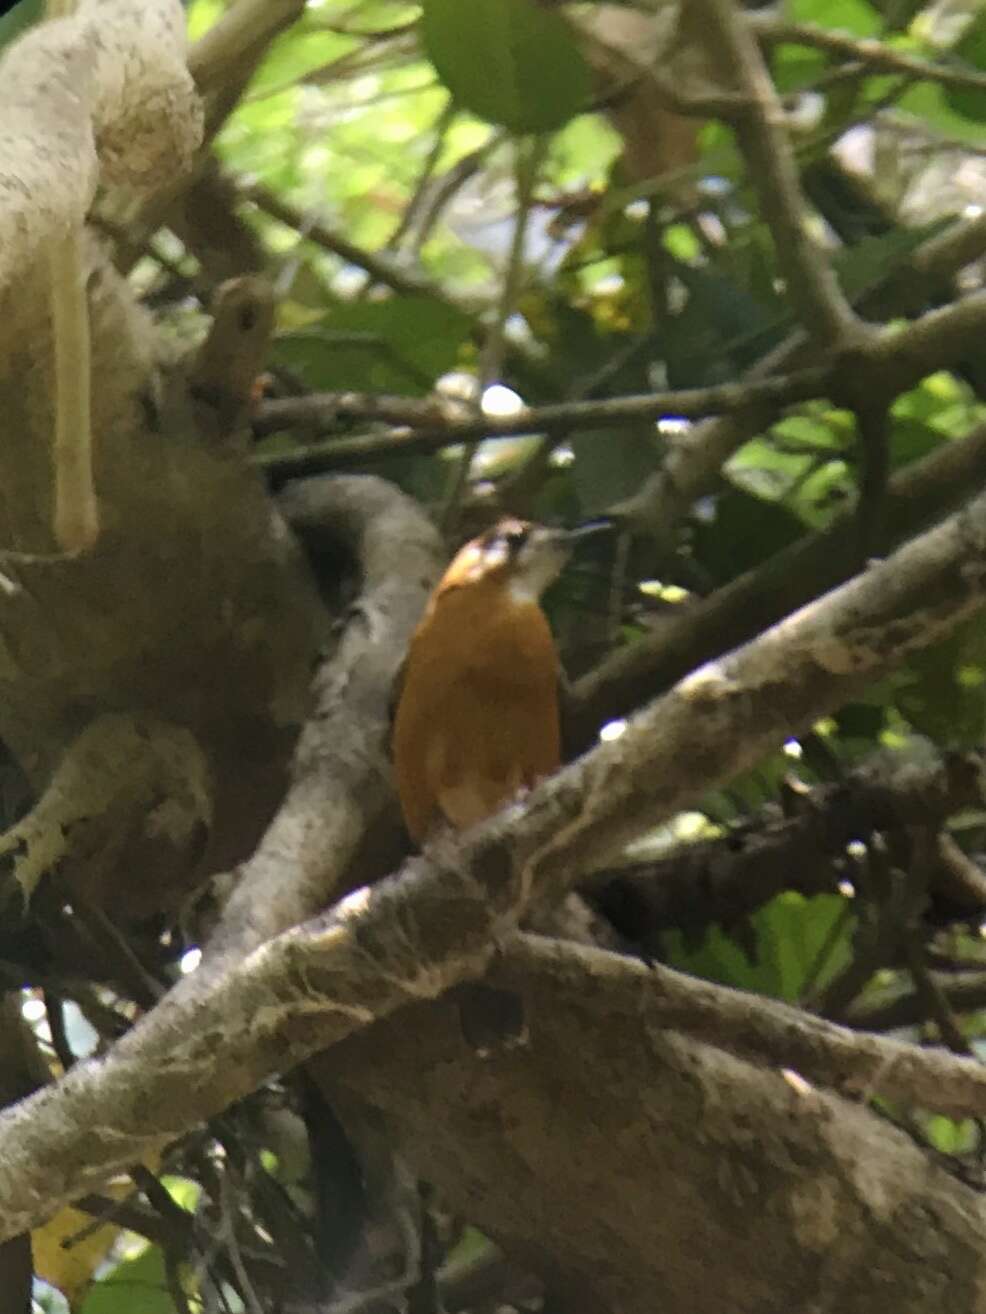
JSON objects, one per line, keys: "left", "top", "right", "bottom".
{"left": 393, "top": 516, "right": 601, "bottom": 845}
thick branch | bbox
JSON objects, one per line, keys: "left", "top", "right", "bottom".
{"left": 2, "top": 474, "right": 986, "bottom": 1232}
{"left": 869, "top": 290, "right": 986, "bottom": 383}
{"left": 209, "top": 473, "right": 445, "bottom": 960}
{"left": 496, "top": 934, "right": 986, "bottom": 1120}
{"left": 0, "top": 712, "right": 211, "bottom": 913}
{"left": 325, "top": 930, "right": 986, "bottom": 1314}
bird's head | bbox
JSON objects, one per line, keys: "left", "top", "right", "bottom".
{"left": 438, "top": 516, "right": 611, "bottom": 605}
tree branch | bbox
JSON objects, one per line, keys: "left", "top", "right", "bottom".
{"left": 913, "top": 208, "right": 986, "bottom": 285}
{"left": 254, "top": 391, "right": 459, "bottom": 439}
{"left": 689, "top": 0, "right": 862, "bottom": 348}
{"left": 325, "top": 921, "right": 986, "bottom": 1314}
{"left": 186, "top": 275, "right": 275, "bottom": 442}
{"left": 209, "top": 473, "right": 445, "bottom": 960}
{"left": 589, "top": 750, "right": 986, "bottom": 940}
{"left": 3, "top": 470, "right": 986, "bottom": 1232}
{"left": 241, "top": 181, "right": 473, "bottom": 311}
{"left": 848, "top": 968, "right": 986, "bottom": 1033}
{"left": 752, "top": 16, "right": 986, "bottom": 96}
{"left": 188, "top": 0, "right": 305, "bottom": 94}
{"left": 569, "top": 418, "right": 986, "bottom": 745}
{"left": 0, "top": 0, "right": 201, "bottom": 284}
{"left": 495, "top": 933, "right": 986, "bottom": 1120}
{"left": 254, "top": 366, "right": 832, "bottom": 477}
{"left": 256, "top": 284, "right": 986, "bottom": 528}
{"left": 614, "top": 130, "right": 986, "bottom": 539}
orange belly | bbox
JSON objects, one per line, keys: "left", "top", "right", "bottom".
{"left": 393, "top": 590, "right": 561, "bottom": 844}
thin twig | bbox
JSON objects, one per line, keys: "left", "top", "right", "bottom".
{"left": 165, "top": 1249, "right": 195, "bottom": 1314}
{"left": 242, "top": 180, "right": 471, "bottom": 309}
{"left": 43, "top": 992, "right": 75, "bottom": 1073}
{"left": 818, "top": 832, "right": 926, "bottom": 1021}
{"left": 384, "top": 96, "right": 457, "bottom": 252}
{"left": 218, "top": 1166, "right": 265, "bottom": 1314}
{"left": 904, "top": 932, "right": 971, "bottom": 1054}
{"left": 412, "top": 132, "right": 505, "bottom": 255}
{"left": 254, "top": 364, "right": 832, "bottom": 477}
{"left": 753, "top": 16, "right": 986, "bottom": 95}
{"left": 607, "top": 528, "right": 630, "bottom": 650}
{"left": 479, "top": 135, "right": 548, "bottom": 390}
{"left": 251, "top": 25, "right": 417, "bottom": 101}
{"left": 131, "top": 1164, "right": 193, "bottom": 1235}
{"left": 690, "top": 0, "right": 862, "bottom": 349}
{"left": 848, "top": 970, "right": 986, "bottom": 1032}
{"left": 72, "top": 1191, "right": 186, "bottom": 1249}
{"left": 70, "top": 898, "right": 166, "bottom": 1010}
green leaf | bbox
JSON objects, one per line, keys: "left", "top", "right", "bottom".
{"left": 894, "top": 615, "right": 986, "bottom": 747}
{"left": 923, "top": 1115, "right": 979, "bottom": 1154}
{"left": 691, "top": 488, "right": 805, "bottom": 584}
{"left": 785, "top": 0, "right": 880, "bottom": 38}
{"left": 80, "top": 1247, "right": 179, "bottom": 1314}
{"left": 944, "top": 13, "right": 986, "bottom": 122}
{"left": 420, "top": 0, "right": 590, "bottom": 133}
{"left": 271, "top": 296, "right": 472, "bottom": 395}
{"left": 896, "top": 80, "right": 986, "bottom": 143}
{"left": 670, "top": 263, "right": 785, "bottom": 383}
{"left": 771, "top": 44, "right": 829, "bottom": 94}
{"left": 247, "top": 19, "right": 353, "bottom": 97}
{"left": 665, "top": 893, "right": 853, "bottom": 1002}
{"left": 786, "top": 458, "right": 853, "bottom": 528}
{"left": 888, "top": 417, "right": 944, "bottom": 470}
{"left": 892, "top": 372, "right": 971, "bottom": 425}
{"left": 831, "top": 217, "right": 954, "bottom": 301}
{"left": 571, "top": 428, "right": 662, "bottom": 514}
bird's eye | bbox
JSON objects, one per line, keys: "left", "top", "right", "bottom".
{"left": 502, "top": 525, "right": 529, "bottom": 552}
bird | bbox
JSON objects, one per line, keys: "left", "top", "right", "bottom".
{"left": 393, "top": 516, "right": 600, "bottom": 846}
